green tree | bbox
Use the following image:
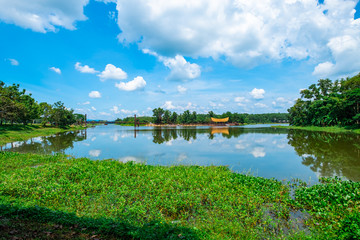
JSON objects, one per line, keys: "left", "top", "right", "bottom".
{"left": 345, "top": 88, "right": 360, "bottom": 125}
{"left": 0, "top": 82, "right": 26, "bottom": 124}
{"left": 163, "top": 110, "right": 171, "bottom": 124}
{"left": 289, "top": 74, "right": 360, "bottom": 127}
{"left": 182, "top": 110, "right": 191, "bottom": 124}
{"left": 152, "top": 107, "right": 165, "bottom": 124}
{"left": 18, "top": 94, "right": 40, "bottom": 125}
{"left": 50, "top": 101, "right": 76, "bottom": 127}
{"left": 208, "top": 111, "right": 215, "bottom": 118}
{"left": 74, "top": 114, "right": 85, "bottom": 125}
{"left": 39, "top": 102, "right": 52, "bottom": 126}
{"left": 190, "top": 111, "right": 197, "bottom": 123}
{"left": 170, "top": 112, "right": 178, "bottom": 124}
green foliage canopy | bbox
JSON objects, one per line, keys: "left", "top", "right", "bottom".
{"left": 0, "top": 81, "right": 83, "bottom": 127}
{"left": 288, "top": 74, "right": 360, "bottom": 126}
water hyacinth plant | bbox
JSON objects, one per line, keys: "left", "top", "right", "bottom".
{"left": 0, "top": 152, "right": 359, "bottom": 239}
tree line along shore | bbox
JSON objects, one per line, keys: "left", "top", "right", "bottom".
{"left": 288, "top": 73, "right": 360, "bottom": 127}
{"left": 3, "top": 73, "right": 359, "bottom": 131}
{"left": 0, "top": 81, "right": 85, "bottom": 127}
{"left": 116, "top": 112, "right": 289, "bottom": 126}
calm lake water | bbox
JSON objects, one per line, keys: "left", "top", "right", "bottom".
{"left": 2, "top": 124, "right": 360, "bottom": 183}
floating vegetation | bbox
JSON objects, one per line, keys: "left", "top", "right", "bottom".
{"left": 0, "top": 152, "right": 359, "bottom": 239}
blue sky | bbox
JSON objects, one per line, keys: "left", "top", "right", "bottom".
{"left": 1, "top": 0, "right": 359, "bottom": 120}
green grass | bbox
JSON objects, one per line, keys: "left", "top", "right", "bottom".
{"left": 0, "top": 152, "right": 359, "bottom": 239}
{"left": 0, "top": 124, "right": 89, "bottom": 146}
{"left": 0, "top": 152, "right": 304, "bottom": 239}
{"left": 272, "top": 125, "right": 360, "bottom": 134}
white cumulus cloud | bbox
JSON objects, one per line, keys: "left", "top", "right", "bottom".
{"left": 272, "top": 97, "right": 293, "bottom": 108}
{"left": 254, "top": 103, "right": 267, "bottom": 108}
{"left": 110, "top": 106, "right": 120, "bottom": 114}
{"left": 209, "top": 101, "right": 224, "bottom": 109}
{"left": 250, "top": 88, "right": 265, "bottom": 99}
{"left": 177, "top": 85, "right": 187, "bottom": 94}
{"left": 120, "top": 109, "right": 138, "bottom": 115}
{"left": 115, "top": 76, "right": 146, "bottom": 91}
{"left": 162, "top": 101, "right": 177, "bottom": 110}
{"left": 99, "top": 112, "right": 111, "bottom": 116}
{"left": 88, "top": 91, "right": 101, "bottom": 98}
{"left": 75, "top": 62, "right": 98, "bottom": 74}
{"left": 78, "top": 101, "right": 90, "bottom": 105}
{"left": 98, "top": 64, "right": 127, "bottom": 81}
{"left": 49, "top": 67, "right": 61, "bottom": 74}
{"left": 115, "top": 0, "right": 359, "bottom": 75}
{"left": 163, "top": 55, "right": 201, "bottom": 81}
{"left": 8, "top": 58, "right": 19, "bottom": 66}
{"left": 234, "top": 96, "right": 250, "bottom": 106}
{"left": 162, "top": 101, "right": 195, "bottom": 110}
{"left": 234, "top": 97, "right": 246, "bottom": 102}
{"left": 0, "top": 0, "right": 89, "bottom": 33}
{"left": 143, "top": 49, "right": 201, "bottom": 81}
{"left": 313, "top": 35, "right": 360, "bottom": 78}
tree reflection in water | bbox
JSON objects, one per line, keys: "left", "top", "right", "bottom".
{"left": 3, "top": 126, "right": 359, "bottom": 182}
{"left": 2, "top": 130, "right": 87, "bottom": 155}
{"left": 287, "top": 130, "right": 360, "bottom": 181}
{"left": 151, "top": 127, "right": 288, "bottom": 144}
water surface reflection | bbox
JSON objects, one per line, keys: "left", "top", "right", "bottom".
{"left": 2, "top": 125, "right": 359, "bottom": 182}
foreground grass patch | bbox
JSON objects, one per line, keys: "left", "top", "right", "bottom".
{"left": 0, "top": 152, "right": 303, "bottom": 239}
{"left": 0, "top": 152, "right": 359, "bottom": 239}
{"left": 0, "top": 152, "right": 69, "bottom": 174}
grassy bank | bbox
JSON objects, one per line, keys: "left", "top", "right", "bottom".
{"left": 272, "top": 125, "right": 360, "bottom": 134}
{"left": 0, "top": 124, "right": 89, "bottom": 146}
{"left": 1, "top": 152, "right": 359, "bottom": 239}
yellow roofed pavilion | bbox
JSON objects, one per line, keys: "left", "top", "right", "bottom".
{"left": 211, "top": 117, "right": 229, "bottom": 123}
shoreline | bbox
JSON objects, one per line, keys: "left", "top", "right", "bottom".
{"left": 272, "top": 125, "right": 360, "bottom": 134}
{"left": 117, "top": 123, "right": 287, "bottom": 127}
{"left": 0, "top": 124, "right": 91, "bottom": 146}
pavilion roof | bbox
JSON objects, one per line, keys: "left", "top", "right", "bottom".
{"left": 211, "top": 117, "right": 229, "bottom": 123}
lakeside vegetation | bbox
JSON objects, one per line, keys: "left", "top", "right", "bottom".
{"left": 1, "top": 152, "right": 359, "bottom": 239}
{"left": 288, "top": 73, "right": 360, "bottom": 127}
{"left": 116, "top": 111, "right": 289, "bottom": 125}
{"left": 0, "top": 81, "right": 85, "bottom": 127}
{"left": 273, "top": 125, "right": 360, "bottom": 134}
{"left": 0, "top": 124, "right": 89, "bottom": 146}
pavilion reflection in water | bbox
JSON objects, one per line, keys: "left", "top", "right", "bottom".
{"left": 210, "top": 127, "right": 229, "bottom": 135}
